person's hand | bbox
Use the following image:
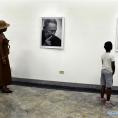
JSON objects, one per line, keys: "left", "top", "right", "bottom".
{"left": 44, "top": 35, "right": 52, "bottom": 46}
{"left": 45, "top": 40, "right": 51, "bottom": 46}
{"left": 2, "top": 57, "right": 7, "bottom": 64}
{"left": 2, "top": 59, "right": 7, "bottom": 64}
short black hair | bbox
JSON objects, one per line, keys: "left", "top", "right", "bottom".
{"left": 104, "top": 41, "right": 113, "bottom": 52}
{"left": 43, "top": 19, "right": 57, "bottom": 29}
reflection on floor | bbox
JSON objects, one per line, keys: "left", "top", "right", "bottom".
{"left": 0, "top": 85, "right": 118, "bottom": 118}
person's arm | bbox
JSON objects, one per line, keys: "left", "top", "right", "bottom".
{"left": 44, "top": 35, "right": 52, "bottom": 46}
{"left": 102, "top": 59, "right": 103, "bottom": 65}
{"left": 0, "top": 40, "right": 4, "bottom": 56}
{"left": 0, "top": 40, "right": 6, "bottom": 64}
{"left": 111, "top": 61, "right": 115, "bottom": 75}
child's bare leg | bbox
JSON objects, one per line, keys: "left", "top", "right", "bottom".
{"left": 101, "top": 85, "right": 106, "bottom": 98}
{"left": 106, "top": 87, "right": 112, "bottom": 101}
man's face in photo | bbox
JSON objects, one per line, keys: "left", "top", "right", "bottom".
{"left": 44, "top": 22, "right": 57, "bottom": 38}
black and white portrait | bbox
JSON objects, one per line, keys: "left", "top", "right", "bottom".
{"left": 41, "top": 17, "right": 64, "bottom": 49}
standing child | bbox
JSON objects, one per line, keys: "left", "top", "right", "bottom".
{"left": 100, "top": 41, "right": 115, "bottom": 107}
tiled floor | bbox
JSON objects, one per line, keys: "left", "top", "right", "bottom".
{"left": 0, "top": 85, "right": 118, "bottom": 118}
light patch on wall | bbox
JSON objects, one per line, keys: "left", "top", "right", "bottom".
{"left": 115, "top": 18, "right": 118, "bottom": 52}
{"left": 41, "top": 7, "right": 64, "bottom": 17}
{"left": 0, "top": 13, "right": 9, "bottom": 21}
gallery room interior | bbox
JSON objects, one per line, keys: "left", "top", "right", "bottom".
{"left": 0, "top": 0, "right": 118, "bottom": 117}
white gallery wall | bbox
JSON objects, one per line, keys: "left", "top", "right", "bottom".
{"left": 0, "top": 0, "right": 118, "bottom": 85}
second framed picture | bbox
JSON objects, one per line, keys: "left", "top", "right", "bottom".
{"left": 40, "top": 17, "right": 64, "bottom": 49}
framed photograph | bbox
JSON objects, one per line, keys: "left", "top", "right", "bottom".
{"left": 40, "top": 17, "right": 64, "bottom": 49}
{"left": 116, "top": 19, "right": 118, "bottom": 51}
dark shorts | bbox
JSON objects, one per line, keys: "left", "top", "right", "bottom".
{"left": 100, "top": 69, "right": 113, "bottom": 88}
